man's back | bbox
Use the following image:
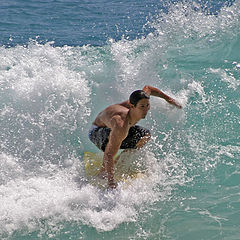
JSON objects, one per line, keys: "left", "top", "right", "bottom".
{"left": 93, "top": 101, "right": 130, "bottom": 129}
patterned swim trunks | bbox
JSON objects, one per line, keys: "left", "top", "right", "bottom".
{"left": 88, "top": 125, "right": 150, "bottom": 151}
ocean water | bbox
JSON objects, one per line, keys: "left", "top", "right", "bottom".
{"left": 0, "top": 0, "right": 240, "bottom": 239}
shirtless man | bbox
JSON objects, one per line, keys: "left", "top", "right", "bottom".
{"left": 88, "top": 85, "right": 182, "bottom": 188}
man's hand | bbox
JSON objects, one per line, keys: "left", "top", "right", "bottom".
{"left": 143, "top": 85, "right": 182, "bottom": 109}
{"left": 168, "top": 98, "right": 182, "bottom": 109}
{"left": 108, "top": 181, "right": 117, "bottom": 189}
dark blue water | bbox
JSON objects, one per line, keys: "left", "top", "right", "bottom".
{"left": 0, "top": 0, "right": 240, "bottom": 239}
{"left": 0, "top": 0, "right": 235, "bottom": 46}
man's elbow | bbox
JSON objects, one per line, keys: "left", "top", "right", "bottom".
{"left": 143, "top": 85, "right": 151, "bottom": 94}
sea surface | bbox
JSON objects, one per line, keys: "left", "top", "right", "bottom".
{"left": 0, "top": 0, "right": 240, "bottom": 239}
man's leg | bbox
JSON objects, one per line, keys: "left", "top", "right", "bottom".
{"left": 115, "top": 125, "right": 151, "bottom": 163}
{"left": 120, "top": 125, "right": 151, "bottom": 149}
{"left": 136, "top": 133, "right": 151, "bottom": 149}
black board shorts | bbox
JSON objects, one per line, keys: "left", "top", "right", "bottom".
{"left": 88, "top": 125, "right": 150, "bottom": 152}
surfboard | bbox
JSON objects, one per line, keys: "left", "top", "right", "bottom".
{"left": 83, "top": 151, "right": 146, "bottom": 188}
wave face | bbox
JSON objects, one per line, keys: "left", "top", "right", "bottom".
{"left": 0, "top": 0, "right": 240, "bottom": 239}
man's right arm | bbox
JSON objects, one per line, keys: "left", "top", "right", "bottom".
{"left": 103, "top": 131, "right": 122, "bottom": 188}
{"left": 103, "top": 116, "right": 127, "bottom": 188}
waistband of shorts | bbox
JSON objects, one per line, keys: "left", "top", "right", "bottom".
{"left": 88, "top": 124, "right": 99, "bottom": 137}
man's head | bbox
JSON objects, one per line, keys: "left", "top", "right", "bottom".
{"left": 129, "top": 90, "right": 150, "bottom": 106}
{"left": 129, "top": 90, "right": 150, "bottom": 119}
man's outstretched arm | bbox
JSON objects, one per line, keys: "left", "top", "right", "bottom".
{"left": 143, "top": 85, "right": 182, "bottom": 109}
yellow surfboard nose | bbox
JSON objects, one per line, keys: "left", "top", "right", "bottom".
{"left": 83, "top": 151, "right": 147, "bottom": 189}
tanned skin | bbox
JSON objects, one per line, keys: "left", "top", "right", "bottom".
{"left": 92, "top": 85, "right": 182, "bottom": 188}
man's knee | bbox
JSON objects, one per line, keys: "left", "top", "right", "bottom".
{"left": 136, "top": 133, "right": 151, "bottom": 148}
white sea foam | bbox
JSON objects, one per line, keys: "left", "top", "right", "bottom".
{"left": 0, "top": 150, "right": 173, "bottom": 236}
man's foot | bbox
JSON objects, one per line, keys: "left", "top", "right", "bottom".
{"left": 97, "top": 170, "right": 107, "bottom": 179}
{"left": 108, "top": 181, "right": 117, "bottom": 189}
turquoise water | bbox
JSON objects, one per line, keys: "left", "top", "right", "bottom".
{"left": 0, "top": 0, "right": 240, "bottom": 239}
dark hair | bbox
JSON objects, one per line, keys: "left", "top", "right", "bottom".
{"left": 129, "top": 90, "right": 150, "bottom": 106}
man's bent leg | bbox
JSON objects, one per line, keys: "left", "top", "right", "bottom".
{"left": 136, "top": 133, "right": 151, "bottom": 149}
{"left": 120, "top": 125, "right": 151, "bottom": 150}
{"left": 115, "top": 132, "right": 151, "bottom": 162}
{"left": 114, "top": 125, "right": 151, "bottom": 164}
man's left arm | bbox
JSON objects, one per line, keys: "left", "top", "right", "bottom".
{"left": 143, "top": 85, "right": 182, "bottom": 109}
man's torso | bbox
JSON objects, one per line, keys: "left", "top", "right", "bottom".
{"left": 93, "top": 101, "right": 131, "bottom": 129}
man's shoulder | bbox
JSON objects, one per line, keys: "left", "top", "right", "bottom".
{"left": 106, "top": 103, "right": 129, "bottom": 114}
{"left": 119, "top": 100, "right": 131, "bottom": 108}
{"left": 94, "top": 104, "right": 127, "bottom": 127}
{"left": 108, "top": 106, "right": 129, "bottom": 128}
{"left": 106, "top": 100, "right": 130, "bottom": 109}
{"left": 110, "top": 114, "right": 129, "bottom": 138}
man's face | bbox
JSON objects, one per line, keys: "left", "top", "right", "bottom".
{"left": 134, "top": 98, "right": 150, "bottom": 119}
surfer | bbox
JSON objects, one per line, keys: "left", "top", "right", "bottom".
{"left": 88, "top": 85, "right": 182, "bottom": 189}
